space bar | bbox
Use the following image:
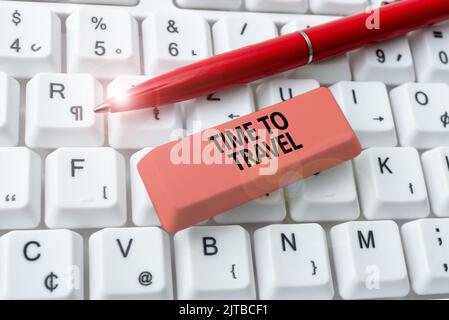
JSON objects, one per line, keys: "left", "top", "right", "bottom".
{"left": 16, "top": 0, "right": 139, "bottom": 6}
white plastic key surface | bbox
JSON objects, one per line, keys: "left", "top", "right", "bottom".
{"left": 107, "top": 75, "right": 183, "bottom": 149}
{"left": 331, "top": 220, "right": 410, "bottom": 300}
{"left": 256, "top": 78, "right": 320, "bottom": 109}
{"left": 0, "top": 229, "right": 83, "bottom": 300}
{"left": 421, "top": 148, "right": 449, "bottom": 217}
{"left": 402, "top": 219, "right": 449, "bottom": 296}
{"left": 143, "top": 12, "right": 212, "bottom": 74}
{"left": 214, "top": 190, "right": 286, "bottom": 224}
{"left": 45, "top": 147, "right": 127, "bottom": 229}
{"left": 254, "top": 224, "right": 334, "bottom": 300}
{"left": 0, "top": 147, "right": 41, "bottom": 229}
{"left": 185, "top": 86, "right": 255, "bottom": 134}
{"left": 353, "top": 147, "right": 429, "bottom": 220}
{"left": 0, "top": 3, "right": 61, "bottom": 78}
{"left": 410, "top": 25, "right": 449, "bottom": 84}
{"left": 330, "top": 81, "right": 397, "bottom": 148}
{"left": 174, "top": 225, "right": 256, "bottom": 299}
{"left": 350, "top": 38, "right": 415, "bottom": 86}
{"left": 369, "top": 0, "right": 394, "bottom": 7}
{"left": 245, "top": 0, "right": 308, "bottom": 13}
{"left": 390, "top": 83, "right": 449, "bottom": 149}
{"left": 175, "top": 0, "right": 242, "bottom": 10}
{"left": 66, "top": 8, "right": 140, "bottom": 80}
{"left": 286, "top": 161, "right": 360, "bottom": 222}
{"left": 25, "top": 73, "right": 104, "bottom": 148}
{"left": 89, "top": 227, "right": 173, "bottom": 300}
{"left": 281, "top": 17, "right": 352, "bottom": 85}
{"left": 66, "top": 0, "right": 139, "bottom": 4}
{"left": 130, "top": 148, "right": 161, "bottom": 226}
{"left": 213, "top": 15, "right": 278, "bottom": 54}
{"left": 309, "top": 0, "right": 369, "bottom": 15}
{"left": 0, "top": 72, "right": 20, "bottom": 147}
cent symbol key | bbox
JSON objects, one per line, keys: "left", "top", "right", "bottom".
{"left": 66, "top": 8, "right": 140, "bottom": 80}
{"left": 0, "top": 230, "right": 83, "bottom": 300}
{"left": 0, "top": 3, "right": 61, "bottom": 78}
{"left": 390, "top": 83, "right": 449, "bottom": 148}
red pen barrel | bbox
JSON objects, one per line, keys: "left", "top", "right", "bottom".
{"left": 108, "top": 0, "right": 449, "bottom": 113}
{"left": 112, "top": 33, "right": 310, "bottom": 112}
{"left": 308, "top": 0, "right": 449, "bottom": 62}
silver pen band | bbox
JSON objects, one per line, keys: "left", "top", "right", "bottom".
{"left": 298, "top": 30, "right": 314, "bottom": 64}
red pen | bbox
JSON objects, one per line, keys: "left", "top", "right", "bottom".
{"left": 95, "top": 0, "right": 449, "bottom": 113}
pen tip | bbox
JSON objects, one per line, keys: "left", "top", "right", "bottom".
{"left": 94, "top": 102, "right": 112, "bottom": 113}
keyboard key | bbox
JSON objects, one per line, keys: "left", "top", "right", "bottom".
{"left": 283, "top": 15, "right": 340, "bottom": 31}
{"left": 402, "top": 219, "right": 449, "bottom": 296}
{"left": 245, "top": 0, "right": 308, "bottom": 13}
{"left": 254, "top": 224, "right": 334, "bottom": 300}
{"left": 329, "top": 81, "right": 397, "bottom": 148}
{"left": 107, "top": 75, "right": 183, "bottom": 148}
{"left": 130, "top": 148, "right": 161, "bottom": 226}
{"left": 369, "top": 0, "right": 399, "bottom": 7}
{"left": 25, "top": 73, "right": 104, "bottom": 148}
{"left": 350, "top": 38, "right": 415, "bottom": 86}
{"left": 0, "top": 72, "right": 20, "bottom": 147}
{"left": 286, "top": 161, "right": 360, "bottom": 222}
{"left": 214, "top": 190, "right": 286, "bottom": 224}
{"left": 213, "top": 16, "right": 277, "bottom": 54}
{"left": 185, "top": 86, "right": 255, "bottom": 134}
{"left": 174, "top": 226, "right": 256, "bottom": 299}
{"left": 0, "top": 147, "right": 41, "bottom": 229}
{"left": 67, "top": 0, "right": 139, "bottom": 4}
{"left": 331, "top": 220, "right": 410, "bottom": 300}
{"left": 256, "top": 78, "right": 320, "bottom": 109}
{"left": 410, "top": 26, "right": 449, "bottom": 83}
{"left": 45, "top": 147, "right": 127, "bottom": 229}
{"left": 353, "top": 147, "right": 429, "bottom": 220}
{"left": 281, "top": 18, "right": 352, "bottom": 85}
{"left": 0, "top": 229, "right": 83, "bottom": 300}
{"left": 89, "top": 227, "right": 173, "bottom": 299}
{"left": 310, "top": 0, "right": 369, "bottom": 15}
{"left": 390, "top": 83, "right": 449, "bottom": 148}
{"left": 175, "top": 0, "right": 242, "bottom": 10}
{"left": 421, "top": 148, "right": 449, "bottom": 217}
{"left": 66, "top": 8, "right": 140, "bottom": 80}
{"left": 0, "top": 4, "right": 61, "bottom": 78}
{"left": 143, "top": 13, "right": 212, "bottom": 74}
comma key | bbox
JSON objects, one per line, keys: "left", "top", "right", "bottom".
{"left": 137, "top": 87, "right": 362, "bottom": 232}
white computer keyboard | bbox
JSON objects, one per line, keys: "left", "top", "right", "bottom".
{"left": 0, "top": 0, "right": 449, "bottom": 300}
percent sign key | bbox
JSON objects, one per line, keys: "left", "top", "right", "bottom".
{"left": 90, "top": 16, "right": 123, "bottom": 55}
{"left": 91, "top": 16, "right": 107, "bottom": 30}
